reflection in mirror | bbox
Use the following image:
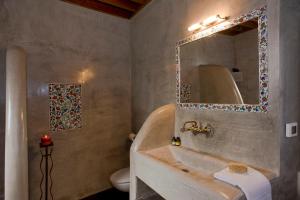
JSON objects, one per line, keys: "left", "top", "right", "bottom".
{"left": 180, "top": 18, "right": 259, "bottom": 105}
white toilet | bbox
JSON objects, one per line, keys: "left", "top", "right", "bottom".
{"left": 110, "top": 133, "right": 135, "bottom": 192}
{"left": 110, "top": 167, "right": 130, "bottom": 192}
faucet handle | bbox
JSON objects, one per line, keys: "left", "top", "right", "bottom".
{"left": 184, "top": 121, "right": 198, "bottom": 127}
{"left": 181, "top": 121, "right": 198, "bottom": 132}
{"left": 203, "top": 123, "right": 214, "bottom": 137}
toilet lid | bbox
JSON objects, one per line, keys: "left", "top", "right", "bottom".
{"left": 110, "top": 168, "right": 130, "bottom": 184}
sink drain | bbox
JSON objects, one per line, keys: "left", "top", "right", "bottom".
{"left": 181, "top": 168, "right": 189, "bottom": 173}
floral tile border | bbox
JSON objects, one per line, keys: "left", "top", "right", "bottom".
{"left": 176, "top": 6, "right": 269, "bottom": 113}
{"left": 49, "top": 83, "right": 82, "bottom": 132}
{"left": 180, "top": 83, "right": 192, "bottom": 103}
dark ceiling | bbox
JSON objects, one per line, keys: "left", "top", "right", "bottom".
{"left": 219, "top": 19, "right": 258, "bottom": 36}
{"left": 61, "top": 0, "right": 152, "bottom": 19}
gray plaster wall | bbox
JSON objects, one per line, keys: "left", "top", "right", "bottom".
{"left": 0, "top": 49, "right": 5, "bottom": 200}
{"left": 0, "top": 0, "right": 131, "bottom": 199}
{"left": 278, "top": 0, "right": 300, "bottom": 199}
{"left": 131, "top": 0, "right": 280, "bottom": 171}
{"left": 0, "top": 4, "right": 7, "bottom": 198}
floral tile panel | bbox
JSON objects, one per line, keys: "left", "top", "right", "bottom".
{"left": 49, "top": 83, "right": 82, "bottom": 132}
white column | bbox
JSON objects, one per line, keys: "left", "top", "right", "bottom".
{"left": 5, "top": 46, "right": 28, "bottom": 200}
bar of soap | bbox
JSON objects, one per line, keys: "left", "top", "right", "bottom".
{"left": 228, "top": 163, "right": 248, "bottom": 174}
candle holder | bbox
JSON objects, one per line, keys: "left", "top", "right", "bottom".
{"left": 39, "top": 141, "right": 54, "bottom": 200}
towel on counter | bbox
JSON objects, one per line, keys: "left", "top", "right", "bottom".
{"left": 214, "top": 167, "right": 272, "bottom": 200}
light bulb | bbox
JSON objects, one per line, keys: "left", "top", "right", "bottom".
{"left": 188, "top": 23, "right": 203, "bottom": 32}
{"left": 202, "top": 15, "right": 223, "bottom": 26}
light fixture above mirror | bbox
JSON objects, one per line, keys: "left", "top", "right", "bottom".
{"left": 188, "top": 15, "right": 230, "bottom": 32}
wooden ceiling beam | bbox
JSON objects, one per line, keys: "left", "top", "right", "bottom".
{"left": 61, "top": 0, "right": 134, "bottom": 19}
{"left": 130, "top": 0, "right": 151, "bottom": 5}
{"left": 98, "top": 0, "right": 141, "bottom": 12}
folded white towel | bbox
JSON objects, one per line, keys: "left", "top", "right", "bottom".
{"left": 214, "top": 167, "right": 272, "bottom": 200}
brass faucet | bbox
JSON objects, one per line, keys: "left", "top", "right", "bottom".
{"left": 180, "top": 121, "right": 213, "bottom": 137}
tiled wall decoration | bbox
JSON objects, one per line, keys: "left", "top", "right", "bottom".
{"left": 180, "top": 83, "right": 192, "bottom": 103}
{"left": 49, "top": 83, "right": 82, "bottom": 132}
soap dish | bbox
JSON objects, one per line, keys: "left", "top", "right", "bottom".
{"left": 228, "top": 162, "right": 248, "bottom": 174}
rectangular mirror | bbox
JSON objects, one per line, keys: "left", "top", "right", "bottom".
{"left": 176, "top": 7, "right": 268, "bottom": 112}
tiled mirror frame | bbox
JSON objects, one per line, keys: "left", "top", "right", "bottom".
{"left": 176, "top": 6, "right": 268, "bottom": 112}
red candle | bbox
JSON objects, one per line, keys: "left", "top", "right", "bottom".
{"left": 41, "top": 134, "right": 52, "bottom": 145}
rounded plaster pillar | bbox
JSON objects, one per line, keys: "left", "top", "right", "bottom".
{"left": 5, "top": 46, "right": 28, "bottom": 200}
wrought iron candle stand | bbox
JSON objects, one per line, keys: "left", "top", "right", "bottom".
{"left": 40, "top": 142, "right": 54, "bottom": 200}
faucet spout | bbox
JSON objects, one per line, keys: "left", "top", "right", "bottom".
{"left": 180, "top": 121, "right": 214, "bottom": 137}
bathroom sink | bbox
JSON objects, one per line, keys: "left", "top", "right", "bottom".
{"left": 130, "top": 105, "right": 276, "bottom": 200}
{"left": 133, "top": 145, "right": 275, "bottom": 200}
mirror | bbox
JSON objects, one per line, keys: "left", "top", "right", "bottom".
{"left": 176, "top": 7, "right": 268, "bottom": 112}
{"left": 180, "top": 19, "right": 258, "bottom": 104}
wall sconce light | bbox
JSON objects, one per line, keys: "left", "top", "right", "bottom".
{"left": 79, "top": 68, "right": 94, "bottom": 84}
{"left": 188, "top": 15, "right": 229, "bottom": 32}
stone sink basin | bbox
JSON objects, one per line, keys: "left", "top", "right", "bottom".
{"left": 145, "top": 145, "right": 228, "bottom": 175}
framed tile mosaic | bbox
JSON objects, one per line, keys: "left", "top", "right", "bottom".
{"left": 176, "top": 6, "right": 269, "bottom": 112}
{"left": 49, "top": 83, "right": 82, "bottom": 132}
